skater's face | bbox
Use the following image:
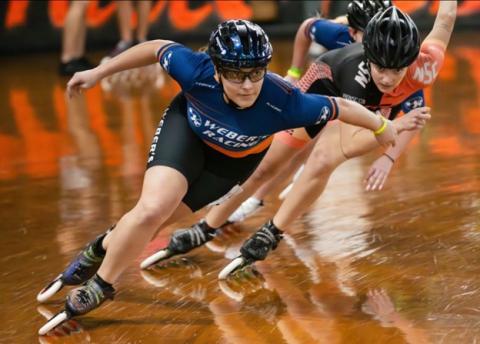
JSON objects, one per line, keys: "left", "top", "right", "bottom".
{"left": 216, "top": 67, "right": 266, "bottom": 108}
{"left": 370, "top": 63, "right": 408, "bottom": 93}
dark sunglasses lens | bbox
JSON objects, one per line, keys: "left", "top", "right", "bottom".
{"left": 222, "top": 70, "right": 243, "bottom": 83}
{"left": 221, "top": 69, "right": 266, "bottom": 83}
{"left": 249, "top": 69, "right": 266, "bottom": 82}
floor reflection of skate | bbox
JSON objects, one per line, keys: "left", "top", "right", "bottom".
{"left": 218, "top": 266, "right": 266, "bottom": 302}
{"left": 256, "top": 264, "right": 345, "bottom": 344}
{"left": 37, "top": 305, "right": 90, "bottom": 342}
{"left": 140, "top": 258, "right": 209, "bottom": 302}
{"left": 300, "top": 159, "right": 375, "bottom": 297}
{"left": 209, "top": 286, "right": 285, "bottom": 344}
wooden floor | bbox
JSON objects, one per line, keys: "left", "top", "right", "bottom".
{"left": 1, "top": 35, "right": 480, "bottom": 343}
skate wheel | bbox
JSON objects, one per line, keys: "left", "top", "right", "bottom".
{"left": 37, "top": 276, "right": 63, "bottom": 303}
{"left": 140, "top": 249, "right": 171, "bottom": 269}
{"left": 218, "top": 257, "right": 245, "bottom": 279}
{"left": 38, "top": 311, "right": 69, "bottom": 335}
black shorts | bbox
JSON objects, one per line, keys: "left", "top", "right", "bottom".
{"left": 147, "top": 93, "right": 267, "bottom": 212}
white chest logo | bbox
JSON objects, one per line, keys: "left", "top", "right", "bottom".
{"left": 413, "top": 61, "right": 438, "bottom": 85}
{"left": 354, "top": 61, "right": 371, "bottom": 88}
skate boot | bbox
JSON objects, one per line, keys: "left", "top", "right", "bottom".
{"left": 38, "top": 274, "right": 115, "bottom": 335}
{"left": 140, "top": 220, "right": 217, "bottom": 269}
{"left": 37, "top": 226, "right": 114, "bottom": 303}
{"left": 227, "top": 197, "right": 264, "bottom": 223}
{"left": 219, "top": 220, "right": 283, "bottom": 279}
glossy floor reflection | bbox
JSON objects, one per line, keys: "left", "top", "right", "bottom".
{"left": 1, "top": 35, "right": 480, "bottom": 343}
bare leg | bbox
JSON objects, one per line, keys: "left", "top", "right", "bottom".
{"left": 61, "top": 1, "right": 89, "bottom": 62}
{"left": 136, "top": 0, "right": 152, "bottom": 42}
{"left": 98, "top": 166, "right": 191, "bottom": 283}
{"left": 253, "top": 139, "right": 315, "bottom": 201}
{"left": 204, "top": 137, "right": 304, "bottom": 228}
{"left": 273, "top": 122, "right": 380, "bottom": 230}
{"left": 116, "top": 0, "right": 133, "bottom": 43}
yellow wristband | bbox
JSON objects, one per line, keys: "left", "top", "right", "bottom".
{"left": 287, "top": 67, "right": 302, "bottom": 79}
{"left": 374, "top": 117, "right": 388, "bottom": 136}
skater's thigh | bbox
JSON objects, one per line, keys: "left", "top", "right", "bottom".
{"left": 250, "top": 129, "right": 308, "bottom": 179}
{"left": 340, "top": 122, "right": 379, "bottom": 158}
{"left": 306, "top": 121, "right": 347, "bottom": 170}
{"left": 139, "top": 165, "right": 189, "bottom": 211}
{"left": 146, "top": 93, "right": 205, "bottom": 184}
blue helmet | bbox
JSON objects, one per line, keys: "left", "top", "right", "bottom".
{"left": 208, "top": 20, "right": 273, "bottom": 69}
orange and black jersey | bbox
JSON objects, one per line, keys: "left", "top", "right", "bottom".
{"left": 298, "top": 42, "right": 444, "bottom": 121}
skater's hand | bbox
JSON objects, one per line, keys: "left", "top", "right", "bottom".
{"left": 364, "top": 154, "right": 394, "bottom": 191}
{"left": 67, "top": 68, "right": 101, "bottom": 98}
{"left": 393, "top": 107, "right": 431, "bottom": 133}
{"left": 374, "top": 118, "right": 397, "bottom": 148}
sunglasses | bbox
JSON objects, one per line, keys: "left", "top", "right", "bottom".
{"left": 220, "top": 68, "right": 267, "bottom": 84}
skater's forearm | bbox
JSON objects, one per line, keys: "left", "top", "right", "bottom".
{"left": 96, "top": 40, "right": 173, "bottom": 79}
{"left": 335, "top": 98, "right": 384, "bottom": 132}
{"left": 288, "top": 18, "right": 315, "bottom": 79}
{"left": 384, "top": 129, "right": 419, "bottom": 161}
{"left": 424, "top": 0, "right": 456, "bottom": 49}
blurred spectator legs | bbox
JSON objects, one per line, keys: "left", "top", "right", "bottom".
{"left": 59, "top": 1, "right": 93, "bottom": 76}
{"left": 109, "top": 1, "right": 152, "bottom": 58}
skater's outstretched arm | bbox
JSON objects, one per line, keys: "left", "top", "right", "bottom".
{"left": 423, "top": 0, "right": 456, "bottom": 50}
{"left": 286, "top": 18, "right": 317, "bottom": 83}
{"left": 67, "top": 39, "right": 173, "bottom": 97}
{"left": 334, "top": 98, "right": 430, "bottom": 148}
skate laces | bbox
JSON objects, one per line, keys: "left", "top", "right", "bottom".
{"left": 76, "top": 280, "right": 104, "bottom": 308}
{"left": 253, "top": 224, "right": 283, "bottom": 250}
{"left": 188, "top": 222, "right": 215, "bottom": 247}
{"left": 68, "top": 240, "right": 104, "bottom": 275}
{"left": 72, "top": 278, "right": 114, "bottom": 313}
{"left": 81, "top": 246, "right": 103, "bottom": 265}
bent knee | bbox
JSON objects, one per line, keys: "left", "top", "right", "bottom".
{"left": 131, "top": 197, "right": 179, "bottom": 227}
{"left": 306, "top": 146, "right": 341, "bottom": 176}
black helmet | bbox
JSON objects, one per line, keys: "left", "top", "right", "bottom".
{"left": 347, "top": 0, "right": 392, "bottom": 32}
{"left": 208, "top": 20, "right": 272, "bottom": 69}
{"left": 363, "top": 6, "right": 420, "bottom": 69}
